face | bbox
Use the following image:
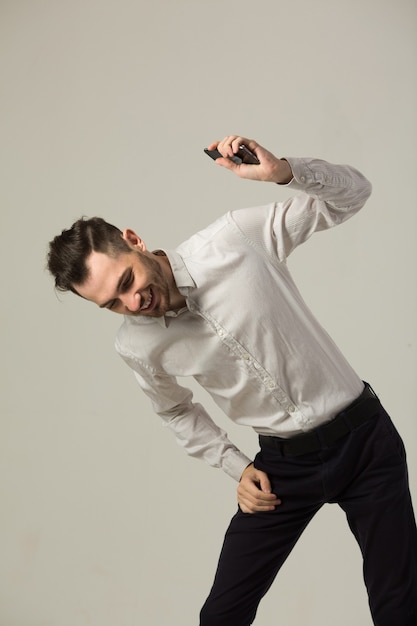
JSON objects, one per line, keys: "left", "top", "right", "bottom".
{"left": 74, "top": 231, "right": 184, "bottom": 317}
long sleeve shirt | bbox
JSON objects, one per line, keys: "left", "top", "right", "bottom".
{"left": 115, "top": 157, "right": 372, "bottom": 481}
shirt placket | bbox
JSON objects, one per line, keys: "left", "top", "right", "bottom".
{"left": 189, "top": 302, "right": 301, "bottom": 420}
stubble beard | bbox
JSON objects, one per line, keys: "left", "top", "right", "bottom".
{"left": 133, "top": 251, "right": 171, "bottom": 317}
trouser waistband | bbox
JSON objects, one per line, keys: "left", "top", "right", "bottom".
{"left": 259, "top": 382, "right": 381, "bottom": 456}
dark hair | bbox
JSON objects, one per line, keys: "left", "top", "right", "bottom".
{"left": 47, "top": 216, "right": 132, "bottom": 293}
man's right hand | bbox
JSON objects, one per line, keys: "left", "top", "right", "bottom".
{"left": 237, "top": 463, "right": 282, "bottom": 513}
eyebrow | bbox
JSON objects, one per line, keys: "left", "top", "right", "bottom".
{"left": 99, "top": 267, "right": 132, "bottom": 309}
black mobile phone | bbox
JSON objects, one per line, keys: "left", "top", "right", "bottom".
{"left": 204, "top": 144, "right": 260, "bottom": 165}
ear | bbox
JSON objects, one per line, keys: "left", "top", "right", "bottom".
{"left": 122, "top": 228, "right": 147, "bottom": 252}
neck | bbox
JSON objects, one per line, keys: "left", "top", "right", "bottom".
{"left": 156, "top": 252, "right": 187, "bottom": 312}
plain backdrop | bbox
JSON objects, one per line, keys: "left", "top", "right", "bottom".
{"left": 0, "top": 1, "right": 416, "bottom": 625}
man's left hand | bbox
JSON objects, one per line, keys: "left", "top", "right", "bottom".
{"left": 207, "top": 135, "right": 293, "bottom": 185}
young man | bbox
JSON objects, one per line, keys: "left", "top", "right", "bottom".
{"left": 47, "top": 136, "right": 417, "bottom": 625}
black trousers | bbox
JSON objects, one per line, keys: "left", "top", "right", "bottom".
{"left": 200, "top": 406, "right": 417, "bottom": 625}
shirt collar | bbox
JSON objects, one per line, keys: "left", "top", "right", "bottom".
{"left": 161, "top": 249, "right": 196, "bottom": 294}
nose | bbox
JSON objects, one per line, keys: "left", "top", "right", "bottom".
{"left": 122, "top": 291, "right": 141, "bottom": 312}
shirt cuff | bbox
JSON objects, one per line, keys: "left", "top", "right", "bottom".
{"left": 224, "top": 451, "right": 254, "bottom": 482}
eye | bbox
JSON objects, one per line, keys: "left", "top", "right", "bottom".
{"left": 120, "top": 270, "right": 134, "bottom": 292}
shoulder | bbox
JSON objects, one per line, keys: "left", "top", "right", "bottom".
{"left": 175, "top": 213, "right": 230, "bottom": 258}
{"left": 115, "top": 316, "right": 160, "bottom": 361}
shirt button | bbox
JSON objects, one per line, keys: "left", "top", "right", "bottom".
{"left": 300, "top": 176, "right": 306, "bottom": 182}
{"left": 267, "top": 381, "right": 275, "bottom": 389}
{"left": 242, "top": 353, "right": 250, "bottom": 360}
{"left": 288, "top": 405, "right": 296, "bottom": 413}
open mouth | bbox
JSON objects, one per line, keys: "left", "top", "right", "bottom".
{"left": 141, "top": 288, "right": 154, "bottom": 312}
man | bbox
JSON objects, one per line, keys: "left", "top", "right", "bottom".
{"left": 47, "top": 135, "right": 417, "bottom": 625}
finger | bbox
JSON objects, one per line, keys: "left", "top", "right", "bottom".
{"left": 214, "top": 155, "right": 240, "bottom": 171}
{"left": 229, "top": 137, "right": 260, "bottom": 160}
{"left": 217, "top": 135, "right": 240, "bottom": 158}
{"left": 239, "top": 137, "right": 259, "bottom": 153}
{"left": 240, "top": 468, "right": 274, "bottom": 495}
{"left": 238, "top": 498, "right": 278, "bottom": 513}
{"left": 242, "top": 492, "right": 282, "bottom": 507}
{"left": 258, "top": 472, "right": 272, "bottom": 494}
{"left": 238, "top": 483, "right": 281, "bottom": 505}
{"left": 230, "top": 136, "right": 252, "bottom": 155}
{"left": 208, "top": 135, "right": 261, "bottom": 161}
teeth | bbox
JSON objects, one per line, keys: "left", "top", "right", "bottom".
{"left": 142, "top": 291, "right": 152, "bottom": 310}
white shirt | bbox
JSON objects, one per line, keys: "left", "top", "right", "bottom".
{"left": 115, "top": 157, "right": 372, "bottom": 481}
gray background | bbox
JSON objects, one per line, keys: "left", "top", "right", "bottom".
{"left": 1, "top": 0, "right": 416, "bottom": 624}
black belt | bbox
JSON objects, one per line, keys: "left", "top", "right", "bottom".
{"left": 259, "top": 383, "right": 381, "bottom": 456}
